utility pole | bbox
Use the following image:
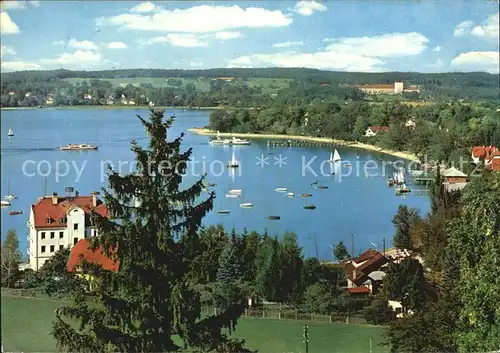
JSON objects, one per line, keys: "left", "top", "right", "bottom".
{"left": 383, "top": 237, "right": 386, "bottom": 256}
{"left": 303, "top": 325, "right": 309, "bottom": 353}
{"left": 351, "top": 233, "right": 354, "bottom": 258}
{"left": 314, "top": 233, "right": 319, "bottom": 259}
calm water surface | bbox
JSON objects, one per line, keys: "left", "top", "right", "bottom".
{"left": 1, "top": 108, "right": 430, "bottom": 259}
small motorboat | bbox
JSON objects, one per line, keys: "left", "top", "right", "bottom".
{"left": 304, "top": 205, "right": 317, "bottom": 210}
{"left": 8, "top": 210, "right": 22, "bottom": 216}
{"left": 301, "top": 193, "right": 312, "bottom": 197}
{"left": 1, "top": 200, "right": 11, "bottom": 206}
{"left": 267, "top": 215, "right": 280, "bottom": 220}
{"left": 207, "top": 183, "right": 217, "bottom": 187}
{"left": 317, "top": 185, "right": 328, "bottom": 189}
{"left": 216, "top": 210, "right": 231, "bottom": 214}
{"left": 59, "top": 143, "right": 98, "bottom": 151}
{"left": 239, "top": 202, "right": 253, "bottom": 208}
{"left": 274, "top": 187, "right": 287, "bottom": 192}
{"left": 228, "top": 189, "right": 242, "bottom": 195}
{"left": 225, "top": 194, "right": 240, "bottom": 198}
{"left": 230, "top": 136, "right": 251, "bottom": 145}
{"left": 287, "top": 192, "right": 295, "bottom": 197}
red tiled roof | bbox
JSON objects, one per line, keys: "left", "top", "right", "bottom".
{"left": 347, "top": 287, "right": 370, "bottom": 294}
{"left": 472, "top": 146, "right": 498, "bottom": 159}
{"left": 344, "top": 250, "right": 389, "bottom": 285}
{"left": 486, "top": 153, "right": 500, "bottom": 171}
{"left": 368, "top": 126, "right": 389, "bottom": 133}
{"left": 352, "top": 249, "right": 378, "bottom": 263}
{"left": 32, "top": 195, "right": 109, "bottom": 228}
{"left": 67, "top": 239, "right": 119, "bottom": 272}
{"left": 356, "top": 84, "right": 393, "bottom": 89}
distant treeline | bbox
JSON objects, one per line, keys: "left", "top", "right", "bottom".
{"left": 1, "top": 68, "right": 499, "bottom": 103}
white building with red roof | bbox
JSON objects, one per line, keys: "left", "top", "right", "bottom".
{"left": 28, "top": 191, "right": 108, "bottom": 270}
{"left": 365, "top": 126, "right": 389, "bottom": 137}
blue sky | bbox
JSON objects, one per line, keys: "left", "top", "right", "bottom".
{"left": 1, "top": 1, "right": 498, "bottom": 73}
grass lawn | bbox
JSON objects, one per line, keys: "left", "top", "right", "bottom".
{"left": 1, "top": 295, "right": 388, "bottom": 353}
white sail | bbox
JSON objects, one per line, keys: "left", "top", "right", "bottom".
{"left": 217, "top": 130, "right": 221, "bottom": 139}
{"left": 333, "top": 149, "right": 341, "bottom": 162}
{"left": 330, "top": 152, "right": 334, "bottom": 161}
{"left": 8, "top": 128, "right": 14, "bottom": 136}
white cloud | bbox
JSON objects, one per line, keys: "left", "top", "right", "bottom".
{"left": 471, "top": 12, "right": 499, "bottom": 40}
{"left": 130, "top": 1, "right": 156, "bottom": 13}
{"left": 324, "top": 32, "right": 429, "bottom": 57}
{"left": 294, "top": 1, "right": 327, "bottom": 16}
{"left": 40, "top": 50, "right": 102, "bottom": 66}
{"left": 1, "top": 60, "right": 42, "bottom": 72}
{"left": 453, "top": 20, "right": 474, "bottom": 36}
{"left": 68, "top": 39, "right": 99, "bottom": 50}
{"left": 451, "top": 51, "right": 499, "bottom": 74}
{"left": 0, "top": 44, "right": 16, "bottom": 56}
{"left": 273, "top": 41, "right": 305, "bottom": 48}
{"left": 1, "top": 1, "right": 40, "bottom": 10}
{"left": 96, "top": 5, "right": 292, "bottom": 33}
{"left": 432, "top": 45, "right": 441, "bottom": 52}
{"left": 105, "top": 41, "right": 127, "bottom": 49}
{"left": 228, "top": 51, "right": 384, "bottom": 72}
{"left": 165, "top": 33, "right": 208, "bottom": 47}
{"left": 190, "top": 60, "right": 203, "bottom": 67}
{"left": 53, "top": 40, "right": 66, "bottom": 45}
{"left": 1, "top": 11, "right": 20, "bottom": 34}
{"left": 137, "top": 36, "right": 168, "bottom": 45}
{"left": 215, "top": 31, "right": 243, "bottom": 40}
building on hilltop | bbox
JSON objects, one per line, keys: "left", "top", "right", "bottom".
{"left": 442, "top": 167, "right": 468, "bottom": 192}
{"left": 28, "top": 191, "right": 108, "bottom": 270}
{"left": 354, "top": 81, "right": 405, "bottom": 95}
{"left": 471, "top": 145, "right": 499, "bottom": 171}
{"left": 365, "top": 125, "right": 389, "bottom": 137}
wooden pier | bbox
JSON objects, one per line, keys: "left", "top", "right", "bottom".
{"left": 266, "top": 139, "right": 348, "bottom": 148}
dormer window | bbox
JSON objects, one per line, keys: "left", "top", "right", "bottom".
{"left": 59, "top": 216, "right": 67, "bottom": 224}
{"left": 45, "top": 216, "right": 53, "bottom": 224}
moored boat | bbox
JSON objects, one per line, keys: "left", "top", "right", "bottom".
{"left": 1, "top": 200, "right": 11, "bottom": 206}
{"left": 8, "top": 210, "right": 22, "bottom": 216}
{"left": 8, "top": 128, "right": 14, "bottom": 137}
{"left": 274, "top": 187, "right": 288, "bottom": 192}
{"left": 304, "top": 204, "right": 317, "bottom": 210}
{"left": 239, "top": 202, "right": 253, "bottom": 208}
{"left": 227, "top": 151, "right": 239, "bottom": 168}
{"left": 267, "top": 215, "right": 280, "bottom": 220}
{"left": 287, "top": 192, "right": 295, "bottom": 197}
{"left": 230, "top": 136, "right": 251, "bottom": 145}
{"left": 216, "top": 209, "right": 231, "bottom": 214}
{"left": 59, "top": 143, "right": 98, "bottom": 151}
{"left": 225, "top": 194, "right": 240, "bottom": 198}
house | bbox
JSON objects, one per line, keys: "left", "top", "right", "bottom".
{"left": 106, "top": 96, "right": 114, "bottom": 105}
{"left": 67, "top": 239, "right": 118, "bottom": 291}
{"left": 120, "top": 94, "right": 127, "bottom": 104}
{"left": 83, "top": 94, "right": 92, "bottom": 100}
{"left": 344, "top": 249, "right": 389, "bottom": 295}
{"left": 471, "top": 145, "right": 498, "bottom": 164}
{"left": 28, "top": 191, "right": 108, "bottom": 270}
{"left": 485, "top": 151, "right": 500, "bottom": 171}
{"left": 442, "top": 167, "right": 468, "bottom": 192}
{"left": 365, "top": 126, "right": 389, "bottom": 137}
{"left": 45, "top": 94, "right": 54, "bottom": 105}
{"left": 405, "top": 119, "right": 416, "bottom": 129}
{"left": 355, "top": 82, "right": 404, "bottom": 95}
{"left": 388, "top": 300, "right": 414, "bottom": 318}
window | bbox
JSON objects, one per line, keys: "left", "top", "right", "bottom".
{"left": 84, "top": 230, "right": 88, "bottom": 238}
{"left": 73, "top": 237, "right": 78, "bottom": 245}
{"left": 50, "top": 245, "right": 55, "bottom": 253}
{"left": 41, "top": 232, "right": 46, "bottom": 239}
{"left": 73, "top": 223, "right": 79, "bottom": 230}
{"left": 59, "top": 231, "right": 64, "bottom": 239}
{"left": 50, "top": 232, "right": 55, "bottom": 239}
{"left": 59, "top": 216, "right": 67, "bottom": 224}
{"left": 59, "top": 245, "right": 64, "bottom": 251}
{"left": 41, "top": 245, "right": 46, "bottom": 253}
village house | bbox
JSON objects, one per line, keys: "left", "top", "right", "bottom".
{"left": 83, "top": 93, "right": 92, "bottom": 100}
{"left": 471, "top": 146, "right": 499, "bottom": 171}
{"left": 405, "top": 118, "right": 416, "bottom": 129}
{"left": 343, "top": 249, "right": 390, "bottom": 295}
{"left": 67, "top": 239, "right": 118, "bottom": 291}
{"left": 365, "top": 126, "right": 389, "bottom": 137}
{"left": 45, "top": 94, "right": 54, "bottom": 105}
{"left": 106, "top": 96, "right": 114, "bottom": 105}
{"left": 28, "top": 191, "right": 108, "bottom": 270}
{"left": 120, "top": 94, "right": 127, "bottom": 104}
{"left": 442, "top": 167, "right": 468, "bottom": 192}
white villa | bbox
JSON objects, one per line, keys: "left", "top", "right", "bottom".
{"left": 28, "top": 191, "right": 108, "bottom": 270}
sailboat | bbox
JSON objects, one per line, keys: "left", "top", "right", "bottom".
{"left": 303, "top": 195, "right": 316, "bottom": 210}
{"left": 227, "top": 151, "right": 239, "bottom": 168}
{"left": 239, "top": 190, "right": 253, "bottom": 208}
{"left": 332, "top": 149, "right": 341, "bottom": 163}
{"left": 4, "top": 182, "right": 17, "bottom": 200}
{"left": 8, "top": 128, "right": 14, "bottom": 137}
{"left": 1, "top": 200, "right": 11, "bottom": 207}
{"left": 209, "top": 131, "right": 225, "bottom": 145}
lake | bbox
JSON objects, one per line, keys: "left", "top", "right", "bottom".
{"left": 1, "top": 108, "right": 430, "bottom": 260}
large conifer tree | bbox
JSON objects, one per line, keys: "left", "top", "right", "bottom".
{"left": 52, "top": 110, "right": 248, "bottom": 352}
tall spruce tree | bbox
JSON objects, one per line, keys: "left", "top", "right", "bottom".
{"left": 52, "top": 110, "right": 248, "bottom": 352}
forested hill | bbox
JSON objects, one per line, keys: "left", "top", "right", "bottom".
{"left": 1, "top": 68, "right": 499, "bottom": 102}
{"left": 2, "top": 67, "right": 498, "bottom": 86}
